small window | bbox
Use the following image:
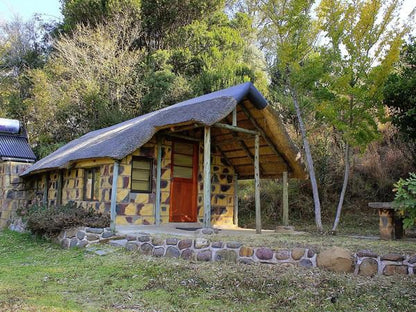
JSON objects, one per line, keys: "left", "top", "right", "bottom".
{"left": 84, "top": 168, "right": 100, "bottom": 201}
{"left": 131, "top": 157, "right": 152, "bottom": 193}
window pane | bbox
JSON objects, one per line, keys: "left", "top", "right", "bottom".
{"left": 131, "top": 157, "right": 152, "bottom": 192}
{"left": 173, "top": 166, "right": 192, "bottom": 178}
{"left": 173, "top": 154, "right": 193, "bottom": 167}
{"left": 132, "top": 168, "right": 150, "bottom": 181}
{"left": 132, "top": 160, "right": 151, "bottom": 170}
{"left": 174, "top": 142, "right": 193, "bottom": 155}
{"left": 132, "top": 180, "right": 150, "bottom": 192}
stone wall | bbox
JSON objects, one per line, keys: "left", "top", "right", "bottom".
{"left": 55, "top": 228, "right": 416, "bottom": 277}
{"left": 27, "top": 137, "right": 236, "bottom": 227}
{"left": 0, "top": 161, "right": 32, "bottom": 228}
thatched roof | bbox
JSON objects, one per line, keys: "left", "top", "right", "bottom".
{"left": 22, "top": 82, "right": 306, "bottom": 179}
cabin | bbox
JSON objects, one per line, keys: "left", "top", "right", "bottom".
{"left": 0, "top": 118, "right": 36, "bottom": 228}
{"left": 20, "top": 83, "right": 306, "bottom": 232}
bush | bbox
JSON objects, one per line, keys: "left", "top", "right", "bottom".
{"left": 393, "top": 173, "right": 416, "bottom": 229}
{"left": 18, "top": 202, "right": 110, "bottom": 237}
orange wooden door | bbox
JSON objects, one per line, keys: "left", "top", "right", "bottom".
{"left": 170, "top": 140, "right": 198, "bottom": 222}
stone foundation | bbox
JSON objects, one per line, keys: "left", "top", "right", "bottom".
{"left": 54, "top": 227, "right": 416, "bottom": 277}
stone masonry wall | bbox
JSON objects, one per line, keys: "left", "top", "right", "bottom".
{"left": 55, "top": 227, "right": 416, "bottom": 277}
{"left": 23, "top": 137, "right": 236, "bottom": 227}
{"left": 0, "top": 161, "right": 32, "bottom": 228}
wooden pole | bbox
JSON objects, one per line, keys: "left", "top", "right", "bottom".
{"left": 282, "top": 171, "right": 289, "bottom": 226}
{"left": 57, "top": 171, "right": 63, "bottom": 206}
{"left": 203, "top": 126, "right": 211, "bottom": 228}
{"left": 155, "top": 136, "right": 162, "bottom": 226}
{"left": 232, "top": 107, "right": 237, "bottom": 126}
{"left": 233, "top": 173, "right": 238, "bottom": 226}
{"left": 110, "top": 161, "right": 120, "bottom": 232}
{"left": 254, "top": 134, "right": 261, "bottom": 234}
{"left": 43, "top": 174, "right": 49, "bottom": 207}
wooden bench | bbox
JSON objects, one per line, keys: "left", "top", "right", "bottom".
{"left": 368, "top": 202, "right": 404, "bottom": 240}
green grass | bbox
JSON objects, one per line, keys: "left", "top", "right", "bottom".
{"left": 1, "top": 230, "right": 416, "bottom": 311}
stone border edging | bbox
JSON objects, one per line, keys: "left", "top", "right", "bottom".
{"left": 56, "top": 227, "right": 416, "bottom": 277}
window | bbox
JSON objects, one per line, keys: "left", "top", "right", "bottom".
{"left": 84, "top": 168, "right": 100, "bottom": 201}
{"left": 131, "top": 157, "right": 152, "bottom": 193}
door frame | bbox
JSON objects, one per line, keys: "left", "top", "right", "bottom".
{"left": 169, "top": 139, "right": 199, "bottom": 222}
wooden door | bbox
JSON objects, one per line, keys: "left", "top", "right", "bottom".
{"left": 170, "top": 140, "right": 198, "bottom": 222}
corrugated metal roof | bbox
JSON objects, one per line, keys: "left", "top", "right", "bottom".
{"left": 0, "top": 134, "right": 36, "bottom": 162}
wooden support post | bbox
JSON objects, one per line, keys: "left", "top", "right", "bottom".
{"left": 233, "top": 173, "right": 239, "bottom": 226}
{"left": 57, "top": 171, "right": 63, "bottom": 206}
{"left": 203, "top": 126, "right": 211, "bottom": 228}
{"left": 110, "top": 161, "right": 120, "bottom": 232}
{"left": 254, "top": 134, "right": 261, "bottom": 234}
{"left": 155, "top": 136, "right": 162, "bottom": 226}
{"left": 43, "top": 174, "right": 49, "bottom": 207}
{"left": 282, "top": 171, "right": 289, "bottom": 226}
{"left": 232, "top": 107, "right": 237, "bottom": 126}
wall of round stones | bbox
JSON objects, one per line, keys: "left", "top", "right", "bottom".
{"left": 57, "top": 228, "right": 416, "bottom": 277}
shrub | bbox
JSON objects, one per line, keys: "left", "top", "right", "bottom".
{"left": 18, "top": 202, "right": 110, "bottom": 237}
{"left": 393, "top": 173, "right": 416, "bottom": 229}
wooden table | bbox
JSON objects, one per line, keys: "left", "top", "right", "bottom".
{"left": 368, "top": 202, "right": 403, "bottom": 240}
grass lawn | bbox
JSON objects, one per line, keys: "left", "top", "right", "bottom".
{"left": 0, "top": 230, "right": 416, "bottom": 311}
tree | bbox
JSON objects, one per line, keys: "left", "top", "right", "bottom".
{"left": 384, "top": 38, "right": 416, "bottom": 142}
{"left": 316, "top": 0, "right": 407, "bottom": 233}
{"left": 26, "top": 12, "right": 144, "bottom": 156}
{"left": 0, "top": 16, "right": 52, "bottom": 130}
{"left": 255, "top": 0, "right": 324, "bottom": 232}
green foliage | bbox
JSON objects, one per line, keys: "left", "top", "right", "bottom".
{"left": 393, "top": 173, "right": 416, "bottom": 229}
{"left": 18, "top": 202, "right": 110, "bottom": 237}
{"left": 384, "top": 38, "right": 416, "bottom": 142}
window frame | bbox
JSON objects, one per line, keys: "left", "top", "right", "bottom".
{"left": 83, "top": 167, "right": 100, "bottom": 201}
{"left": 131, "top": 156, "right": 153, "bottom": 193}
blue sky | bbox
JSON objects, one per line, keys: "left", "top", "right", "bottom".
{"left": 0, "top": 0, "right": 62, "bottom": 22}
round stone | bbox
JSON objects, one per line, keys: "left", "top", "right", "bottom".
{"left": 181, "top": 249, "right": 195, "bottom": 260}
{"left": 356, "top": 250, "right": 378, "bottom": 258}
{"left": 86, "top": 234, "right": 100, "bottom": 241}
{"left": 138, "top": 235, "right": 150, "bottom": 242}
{"left": 166, "top": 238, "right": 178, "bottom": 245}
{"left": 194, "top": 238, "right": 210, "bottom": 249}
{"left": 126, "top": 242, "right": 139, "bottom": 251}
{"left": 275, "top": 250, "right": 290, "bottom": 260}
{"left": 383, "top": 265, "right": 408, "bottom": 276}
{"left": 102, "top": 231, "right": 114, "bottom": 239}
{"left": 381, "top": 253, "right": 404, "bottom": 262}
{"left": 77, "top": 240, "right": 89, "bottom": 248}
{"left": 153, "top": 247, "right": 165, "bottom": 257}
{"left": 255, "top": 247, "right": 274, "bottom": 260}
{"left": 239, "top": 246, "right": 254, "bottom": 257}
{"left": 152, "top": 237, "right": 164, "bottom": 246}
{"left": 69, "top": 238, "right": 78, "bottom": 248}
{"left": 178, "top": 239, "right": 193, "bottom": 250}
{"left": 197, "top": 250, "right": 212, "bottom": 261}
{"left": 201, "top": 228, "right": 214, "bottom": 235}
{"left": 299, "top": 259, "right": 313, "bottom": 268}
{"left": 86, "top": 227, "right": 104, "bottom": 234}
{"left": 76, "top": 231, "right": 86, "bottom": 240}
{"left": 140, "top": 243, "right": 153, "bottom": 255}
{"left": 408, "top": 255, "right": 416, "bottom": 264}
{"left": 214, "top": 250, "right": 237, "bottom": 263}
{"left": 165, "top": 246, "right": 180, "bottom": 258}
{"left": 211, "top": 241, "right": 224, "bottom": 248}
{"left": 126, "top": 234, "right": 137, "bottom": 241}
{"left": 359, "top": 258, "right": 378, "bottom": 276}
{"left": 291, "top": 248, "right": 306, "bottom": 260}
{"left": 307, "top": 249, "right": 316, "bottom": 258}
{"left": 226, "top": 241, "right": 243, "bottom": 249}
{"left": 317, "top": 247, "right": 353, "bottom": 273}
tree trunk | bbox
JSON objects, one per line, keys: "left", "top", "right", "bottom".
{"left": 331, "top": 143, "right": 350, "bottom": 234}
{"left": 290, "top": 86, "right": 323, "bottom": 232}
